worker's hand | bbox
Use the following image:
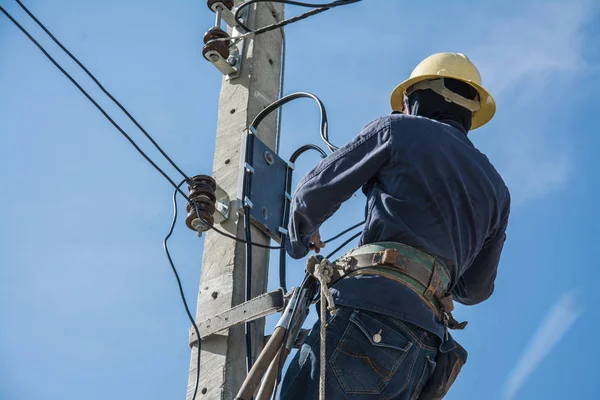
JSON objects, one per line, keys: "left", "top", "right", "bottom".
{"left": 309, "top": 231, "right": 326, "bottom": 254}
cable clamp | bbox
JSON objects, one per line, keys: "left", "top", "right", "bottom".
{"left": 244, "top": 162, "right": 255, "bottom": 174}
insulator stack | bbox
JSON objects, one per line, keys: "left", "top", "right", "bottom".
{"left": 186, "top": 175, "right": 217, "bottom": 232}
{"left": 202, "top": 26, "right": 231, "bottom": 60}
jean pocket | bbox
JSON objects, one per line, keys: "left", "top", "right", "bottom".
{"left": 330, "top": 311, "right": 414, "bottom": 395}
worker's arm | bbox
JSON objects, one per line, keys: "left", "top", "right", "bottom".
{"left": 452, "top": 194, "right": 511, "bottom": 305}
{"left": 286, "top": 116, "right": 392, "bottom": 259}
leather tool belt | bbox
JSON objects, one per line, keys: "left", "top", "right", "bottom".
{"left": 328, "top": 242, "right": 467, "bottom": 337}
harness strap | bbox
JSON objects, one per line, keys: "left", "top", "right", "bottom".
{"left": 348, "top": 249, "right": 437, "bottom": 290}
{"left": 337, "top": 246, "right": 468, "bottom": 334}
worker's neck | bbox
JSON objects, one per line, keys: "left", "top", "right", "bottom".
{"left": 407, "top": 90, "right": 472, "bottom": 134}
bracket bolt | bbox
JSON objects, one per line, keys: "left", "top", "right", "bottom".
{"left": 264, "top": 151, "right": 274, "bottom": 165}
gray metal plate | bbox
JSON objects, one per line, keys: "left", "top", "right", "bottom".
{"left": 237, "top": 131, "right": 288, "bottom": 242}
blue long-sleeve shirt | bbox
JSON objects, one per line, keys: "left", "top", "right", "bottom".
{"left": 286, "top": 114, "right": 510, "bottom": 340}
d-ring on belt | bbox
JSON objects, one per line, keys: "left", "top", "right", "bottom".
{"left": 310, "top": 241, "right": 467, "bottom": 340}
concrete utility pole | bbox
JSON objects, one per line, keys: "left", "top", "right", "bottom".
{"left": 186, "top": 2, "right": 284, "bottom": 399}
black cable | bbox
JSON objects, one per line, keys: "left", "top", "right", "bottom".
{"left": 277, "top": 144, "right": 327, "bottom": 293}
{"left": 243, "top": 208, "right": 254, "bottom": 371}
{"left": 241, "top": 134, "right": 256, "bottom": 373}
{"left": 275, "top": 27, "right": 286, "bottom": 154}
{"left": 289, "top": 144, "right": 328, "bottom": 163}
{"left": 278, "top": 163, "right": 293, "bottom": 294}
{"left": 278, "top": 242, "right": 288, "bottom": 294}
{"left": 0, "top": 5, "right": 190, "bottom": 201}
{"left": 325, "top": 230, "right": 361, "bottom": 259}
{"left": 323, "top": 220, "right": 365, "bottom": 243}
{"left": 15, "top": 0, "right": 189, "bottom": 181}
{"left": 251, "top": 92, "right": 337, "bottom": 153}
{"left": 164, "top": 180, "right": 201, "bottom": 400}
{"left": 234, "top": 0, "right": 361, "bottom": 34}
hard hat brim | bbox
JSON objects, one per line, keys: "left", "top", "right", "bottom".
{"left": 390, "top": 74, "right": 496, "bottom": 130}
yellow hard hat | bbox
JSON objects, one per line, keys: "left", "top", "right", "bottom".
{"left": 390, "top": 52, "right": 496, "bottom": 130}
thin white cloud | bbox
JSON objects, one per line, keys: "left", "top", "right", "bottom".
{"left": 502, "top": 290, "right": 583, "bottom": 400}
{"left": 469, "top": 0, "right": 596, "bottom": 204}
{"left": 492, "top": 125, "right": 573, "bottom": 205}
{"left": 472, "top": 0, "right": 594, "bottom": 97}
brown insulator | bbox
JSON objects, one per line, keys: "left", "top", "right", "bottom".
{"left": 202, "top": 42, "right": 230, "bottom": 60}
{"left": 203, "top": 26, "right": 230, "bottom": 45}
{"left": 207, "top": 0, "right": 234, "bottom": 11}
{"left": 186, "top": 175, "right": 217, "bottom": 232}
{"left": 202, "top": 27, "right": 231, "bottom": 60}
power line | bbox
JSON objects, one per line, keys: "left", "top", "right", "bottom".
{"left": 325, "top": 230, "right": 361, "bottom": 259}
{"left": 0, "top": 6, "right": 294, "bottom": 250}
{"left": 14, "top": 0, "right": 189, "bottom": 181}
{"left": 234, "top": 0, "right": 362, "bottom": 35}
{"left": 0, "top": 5, "right": 190, "bottom": 200}
{"left": 0, "top": 5, "right": 286, "bottom": 252}
{"left": 324, "top": 220, "right": 365, "bottom": 243}
{"left": 207, "top": 0, "right": 361, "bottom": 51}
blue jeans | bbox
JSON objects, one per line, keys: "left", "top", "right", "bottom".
{"left": 279, "top": 307, "right": 439, "bottom": 400}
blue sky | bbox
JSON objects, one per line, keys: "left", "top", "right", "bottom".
{"left": 1, "top": 0, "right": 599, "bottom": 399}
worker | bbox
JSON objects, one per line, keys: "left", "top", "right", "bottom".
{"left": 280, "top": 53, "right": 510, "bottom": 399}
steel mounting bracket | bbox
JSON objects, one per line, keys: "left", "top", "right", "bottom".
{"left": 188, "top": 288, "right": 285, "bottom": 347}
{"left": 204, "top": 4, "right": 249, "bottom": 80}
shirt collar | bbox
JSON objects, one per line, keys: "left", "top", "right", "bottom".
{"left": 440, "top": 119, "right": 469, "bottom": 135}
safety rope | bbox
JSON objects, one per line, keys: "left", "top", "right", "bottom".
{"left": 313, "top": 259, "right": 336, "bottom": 400}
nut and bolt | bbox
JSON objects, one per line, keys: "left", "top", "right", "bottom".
{"left": 264, "top": 151, "right": 274, "bottom": 165}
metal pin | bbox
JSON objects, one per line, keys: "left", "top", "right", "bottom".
{"left": 244, "top": 162, "right": 255, "bottom": 174}
{"left": 215, "top": 5, "right": 223, "bottom": 27}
